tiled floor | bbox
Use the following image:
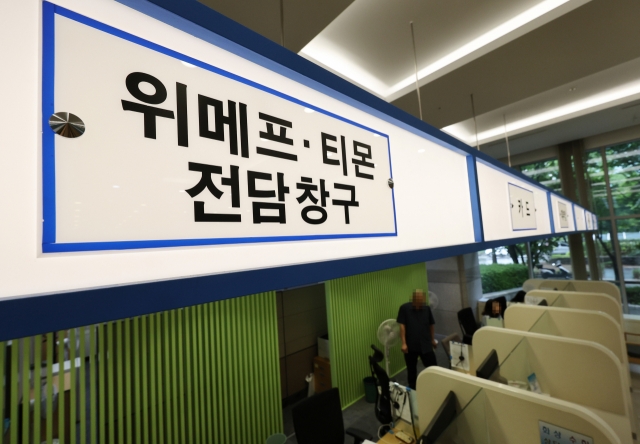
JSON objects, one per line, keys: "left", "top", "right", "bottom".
{"left": 282, "top": 343, "right": 450, "bottom": 443}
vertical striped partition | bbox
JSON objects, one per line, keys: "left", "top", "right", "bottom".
{"left": 0, "top": 290, "right": 281, "bottom": 443}
{"left": 326, "top": 263, "right": 429, "bottom": 408}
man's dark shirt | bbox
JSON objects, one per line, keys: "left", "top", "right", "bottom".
{"left": 397, "top": 302, "right": 435, "bottom": 354}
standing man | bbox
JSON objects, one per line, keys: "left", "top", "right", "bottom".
{"left": 397, "top": 289, "right": 437, "bottom": 390}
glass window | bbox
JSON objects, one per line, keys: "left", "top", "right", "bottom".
{"left": 519, "top": 159, "right": 562, "bottom": 195}
{"left": 596, "top": 219, "right": 618, "bottom": 284}
{"left": 585, "top": 149, "right": 610, "bottom": 217}
{"left": 531, "top": 236, "right": 572, "bottom": 280}
{"left": 616, "top": 217, "right": 640, "bottom": 306}
{"left": 605, "top": 141, "right": 640, "bottom": 217}
{"left": 478, "top": 246, "right": 528, "bottom": 296}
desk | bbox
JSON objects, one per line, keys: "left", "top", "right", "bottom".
{"left": 378, "top": 419, "right": 416, "bottom": 444}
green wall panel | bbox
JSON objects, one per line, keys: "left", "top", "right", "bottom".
{"left": 0, "top": 291, "right": 282, "bottom": 443}
{"left": 326, "top": 262, "right": 428, "bottom": 408}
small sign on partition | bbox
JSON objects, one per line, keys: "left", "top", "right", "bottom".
{"left": 539, "top": 421, "right": 593, "bottom": 444}
{"left": 508, "top": 183, "right": 536, "bottom": 231}
{"left": 557, "top": 201, "right": 570, "bottom": 229}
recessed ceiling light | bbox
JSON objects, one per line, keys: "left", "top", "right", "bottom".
{"left": 418, "top": 149, "right": 425, "bottom": 153}
{"left": 181, "top": 61, "right": 196, "bottom": 68}
{"left": 304, "top": 108, "right": 314, "bottom": 113}
{"left": 113, "top": 185, "right": 120, "bottom": 188}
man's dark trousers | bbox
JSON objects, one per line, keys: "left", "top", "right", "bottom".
{"left": 404, "top": 351, "right": 437, "bottom": 390}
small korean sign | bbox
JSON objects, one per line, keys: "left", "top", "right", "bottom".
{"left": 539, "top": 421, "right": 593, "bottom": 444}
{"left": 508, "top": 183, "right": 536, "bottom": 231}
{"left": 557, "top": 202, "right": 570, "bottom": 229}
{"left": 43, "top": 12, "right": 396, "bottom": 251}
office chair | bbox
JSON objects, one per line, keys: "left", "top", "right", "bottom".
{"left": 511, "top": 290, "right": 527, "bottom": 303}
{"left": 369, "top": 345, "right": 393, "bottom": 429}
{"left": 440, "top": 333, "right": 461, "bottom": 369}
{"left": 457, "top": 307, "right": 478, "bottom": 345}
{"left": 292, "top": 388, "right": 372, "bottom": 444}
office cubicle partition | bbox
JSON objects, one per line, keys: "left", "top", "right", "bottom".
{"left": 523, "top": 279, "right": 621, "bottom": 301}
{"left": 504, "top": 305, "right": 627, "bottom": 369}
{"left": 526, "top": 290, "right": 623, "bottom": 325}
{"left": 416, "top": 367, "right": 621, "bottom": 444}
{"left": 473, "top": 327, "right": 634, "bottom": 444}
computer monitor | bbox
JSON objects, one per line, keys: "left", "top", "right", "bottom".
{"left": 476, "top": 349, "right": 499, "bottom": 380}
{"left": 419, "top": 391, "right": 457, "bottom": 444}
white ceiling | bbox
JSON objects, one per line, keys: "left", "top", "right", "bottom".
{"left": 200, "top": 0, "right": 640, "bottom": 163}
{"left": 300, "top": 0, "right": 591, "bottom": 101}
{"left": 442, "top": 56, "right": 640, "bottom": 147}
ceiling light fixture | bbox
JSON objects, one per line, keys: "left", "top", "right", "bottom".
{"left": 301, "top": 0, "right": 580, "bottom": 100}
{"left": 387, "top": 0, "right": 574, "bottom": 99}
{"left": 443, "top": 79, "right": 640, "bottom": 145}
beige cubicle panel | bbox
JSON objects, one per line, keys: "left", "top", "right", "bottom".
{"left": 526, "top": 289, "right": 623, "bottom": 325}
{"left": 416, "top": 367, "right": 621, "bottom": 444}
{"left": 473, "top": 327, "right": 634, "bottom": 443}
{"left": 624, "top": 314, "right": 640, "bottom": 345}
{"left": 504, "top": 305, "right": 627, "bottom": 367}
{"left": 523, "top": 279, "right": 621, "bottom": 301}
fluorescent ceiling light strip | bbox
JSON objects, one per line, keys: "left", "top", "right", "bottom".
{"left": 446, "top": 81, "right": 640, "bottom": 145}
{"left": 387, "top": 0, "right": 571, "bottom": 96}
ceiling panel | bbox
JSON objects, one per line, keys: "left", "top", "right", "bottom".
{"left": 391, "top": 0, "right": 640, "bottom": 129}
{"left": 198, "top": 0, "right": 354, "bottom": 53}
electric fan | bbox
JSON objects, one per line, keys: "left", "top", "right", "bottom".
{"left": 429, "top": 291, "right": 439, "bottom": 310}
{"left": 376, "top": 319, "right": 401, "bottom": 376}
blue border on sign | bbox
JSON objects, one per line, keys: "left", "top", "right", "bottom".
{"left": 0, "top": 230, "right": 597, "bottom": 341}
{"left": 42, "top": 3, "right": 397, "bottom": 252}
{"left": 572, "top": 203, "right": 578, "bottom": 231}
{"left": 42, "top": 2, "right": 56, "bottom": 244}
{"left": 547, "top": 192, "right": 556, "bottom": 234}
{"left": 507, "top": 182, "right": 537, "bottom": 232}
{"left": 466, "top": 156, "right": 484, "bottom": 242}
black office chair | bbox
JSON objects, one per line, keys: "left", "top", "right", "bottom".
{"left": 292, "top": 388, "right": 372, "bottom": 444}
{"left": 368, "top": 345, "right": 393, "bottom": 429}
{"left": 511, "top": 290, "right": 527, "bottom": 303}
{"left": 457, "top": 307, "right": 478, "bottom": 345}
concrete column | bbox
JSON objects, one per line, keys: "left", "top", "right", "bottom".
{"left": 426, "top": 252, "right": 483, "bottom": 338}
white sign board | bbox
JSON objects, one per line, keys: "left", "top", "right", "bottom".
{"left": 574, "top": 206, "right": 585, "bottom": 231}
{"left": 508, "top": 183, "right": 536, "bottom": 231}
{"left": 557, "top": 201, "right": 570, "bottom": 229}
{"left": 539, "top": 421, "right": 593, "bottom": 444}
{"left": 45, "top": 13, "right": 396, "bottom": 251}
